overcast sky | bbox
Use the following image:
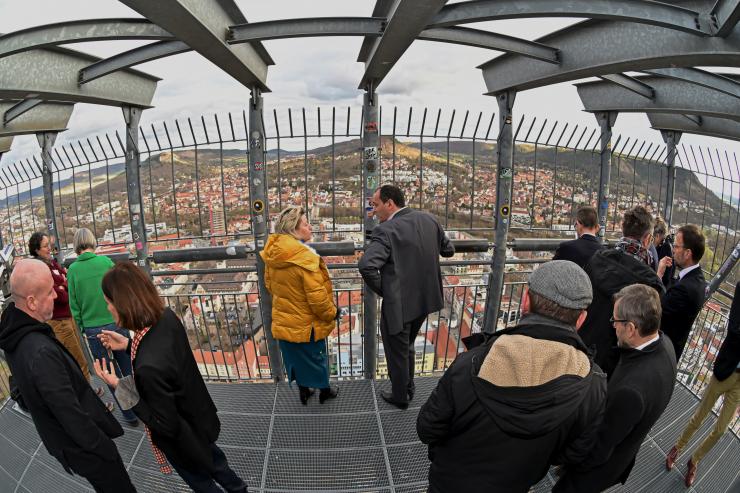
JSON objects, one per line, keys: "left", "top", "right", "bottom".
{"left": 1, "top": 0, "right": 739, "bottom": 191}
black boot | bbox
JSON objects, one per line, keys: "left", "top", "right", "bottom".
{"left": 298, "top": 386, "right": 314, "bottom": 405}
{"left": 319, "top": 386, "right": 338, "bottom": 404}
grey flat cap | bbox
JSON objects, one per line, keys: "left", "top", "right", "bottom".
{"left": 528, "top": 260, "right": 593, "bottom": 310}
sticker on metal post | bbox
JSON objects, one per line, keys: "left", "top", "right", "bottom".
{"left": 364, "top": 147, "right": 379, "bottom": 160}
{"left": 252, "top": 200, "right": 265, "bottom": 213}
{"left": 366, "top": 175, "right": 378, "bottom": 190}
{"left": 499, "top": 168, "right": 512, "bottom": 178}
{"left": 500, "top": 205, "right": 510, "bottom": 217}
{"left": 138, "top": 259, "right": 146, "bottom": 267}
{"left": 366, "top": 162, "right": 376, "bottom": 172}
{"left": 256, "top": 239, "right": 264, "bottom": 247}
{"left": 365, "top": 121, "right": 378, "bottom": 134}
{"left": 254, "top": 161, "right": 264, "bottom": 171}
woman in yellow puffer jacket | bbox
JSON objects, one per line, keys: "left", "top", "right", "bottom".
{"left": 260, "top": 206, "right": 339, "bottom": 405}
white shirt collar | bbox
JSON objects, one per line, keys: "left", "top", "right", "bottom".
{"left": 388, "top": 206, "right": 407, "bottom": 221}
{"left": 678, "top": 263, "right": 701, "bottom": 280}
{"left": 634, "top": 333, "right": 660, "bottom": 351}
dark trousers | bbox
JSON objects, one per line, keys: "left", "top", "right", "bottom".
{"left": 68, "top": 451, "right": 136, "bottom": 493}
{"left": 381, "top": 314, "right": 426, "bottom": 402}
{"left": 168, "top": 443, "right": 248, "bottom": 493}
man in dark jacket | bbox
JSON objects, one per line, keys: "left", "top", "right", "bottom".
{"left": 579, "top": 205, "right": 665, "bottom": 377}
{"left": 417, "top": 261, "right": 606, "bottom": 493}
{"left": 0, "top": 259, "right": 135, "bottom": 492}
{"left": 657, "top": 224, "right": 707, "bottom": 360}
{"left": 666, "top": 281, "right": 740, "bottom": 487}
{"left": 553, "top": 204, "right": 603, "bottom": 269}
{"left": 359, "top": 184, "right": 455, "bottom": 408}
{"left": 555, "top": 284, "right": 677, "bottom": 492}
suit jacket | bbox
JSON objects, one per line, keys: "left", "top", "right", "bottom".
{"left": 131, "top": 308, "right": 221, "bottom": 472}
{"left": 553, "top": 234, "right": 604, "bottom": 269}
{"left": 714, "top": 282, "right": 740, "bottom": 381}
{"left": 358, "top": 208, "right": 454, "bottom": 334}
{"left": 554, "top": 334, "right": 677, "bottom": 493}
{"left": 0, "top": 304, "right": 123, "bottom": 472}
{"left": 661, "top": 266, "right": 706, "bottom": 360}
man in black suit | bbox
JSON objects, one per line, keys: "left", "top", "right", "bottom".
{"left": 0, "top": 260, "right": 135, "bottom": 492}
{"left": 553, "top": 205, "right": 603, "bottom": 269}
{"left": 359, "top": 184, "right": 455, "bottom": 409}
{"left": 657, "top": 224, "right": 707, "bottom": 360}
{"left": 666, "top": 281, "right": 740, "bottom": 487}
{"left": 555, "top": 284, "right": 677, "bottom": 493}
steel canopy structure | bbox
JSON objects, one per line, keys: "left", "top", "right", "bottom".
{"left": 649, "top": 113, "right": 740, "bottom": 142}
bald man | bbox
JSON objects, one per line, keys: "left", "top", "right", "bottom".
{"left": 0, "top": 259, "right": 135, "bottom": 492}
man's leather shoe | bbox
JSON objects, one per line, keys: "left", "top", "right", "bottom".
{"left": 381, "top": 390, "right": 409, "bottom": 409}
{"left": 685, "top": 458, "right": 697, "bottom": 487}
{"left": 666, "top": 446, "right": 679, "bottom": 470}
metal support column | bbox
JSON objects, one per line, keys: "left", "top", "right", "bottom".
{"left": 483, "top": 90, "right": 516, "bottom": 334}
{"left": 248, "top": 88, "right": 283, "bottom": 382}
{"left": 361, "top": 87, "right": 379, "bottom": 379}
{"left": 122, "top": 106, "right": 149, "bottom": 271}
{"left": 704, "top": 240, "right": 740, "bottom": 300}
{"left": 595, "top": 111, "right": 618, "bottom": 241}
{"left": 660, "top": 130, "right": 682, "bottom": 226}
{"left": 37, "top": 131, "right": 60, "bottom": 261}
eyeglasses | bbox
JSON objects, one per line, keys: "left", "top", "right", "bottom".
{"left": 610, "top": 316, "right": 629, "bottom": 326}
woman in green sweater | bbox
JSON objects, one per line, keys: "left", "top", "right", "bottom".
{"left": 67, "top": 228, "right": 138, "bottom": 426}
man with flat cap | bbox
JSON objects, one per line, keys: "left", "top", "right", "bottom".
{"left": 417, "top": 260, "right": 606, "bottom": 493}
{"left": 0, "top": 259, "right": 135, "bottom": 492}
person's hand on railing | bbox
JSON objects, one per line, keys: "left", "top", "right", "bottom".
{"left": 97, "top": 330, "right": 128, "bottom": 352}
{"left": 93, "top": 359, "right": 120, "bottom": 389}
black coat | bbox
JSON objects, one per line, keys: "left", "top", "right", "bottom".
{"left": 553, "top": 234, "right": 604, "bottom": 270}
{"left": 417, "top": 321, "right": 606, "bottom": 493}
{"left": 130, "top": 307, "right": 220, "bottom": 471}
{"left": 656, "top": 241, "right": 675, "bottom": 286}
{"left": 0, "top": 303, "right": 123, "bottom": 471}
{"left": 555, "top": 333, "right": 676, "bottom": 492}
{"left": 359, "top": 208, "right": 454, "bottom": 334}
{"left": 660, "top": 266, "right": 706, "bottom": 360}
{"left": 579, "top": 248, "right": 665, "bottom": 377}
{"left": 714, "top": 282, "right": 740, "bottom": 381}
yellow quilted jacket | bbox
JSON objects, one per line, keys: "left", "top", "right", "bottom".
{"left": 260, "top": 233, "right": 337, "bottom": 343}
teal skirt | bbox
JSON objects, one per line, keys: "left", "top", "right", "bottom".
{"left": 279, "top": 332, "right": 330, "bottom": 389}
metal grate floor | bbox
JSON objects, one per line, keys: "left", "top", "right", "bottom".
{"left": 0, "top": 378, "right": 737, "bottom": 492}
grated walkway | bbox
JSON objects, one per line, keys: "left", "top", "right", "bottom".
{"left": 0, "top": 378, "right": 737, "bottom": 492}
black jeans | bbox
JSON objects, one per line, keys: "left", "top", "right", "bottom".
{"left": 67, "top": 450, "right": 136, "bottom": 493}
{"left": 168, "top": 443, "right": 247, "bottom": 493}
{"left": 381, "top": 314, "right": 426, "bottom": 402}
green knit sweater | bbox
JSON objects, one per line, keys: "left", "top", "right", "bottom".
{"left": 67, "top": 251, "right": 115, "bottom": 330}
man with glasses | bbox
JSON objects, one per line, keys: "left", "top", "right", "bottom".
{"left": 579, "top": 205, "right": 665, "bottom": 377}
{"left": 555, "top": 284, "right": 677, "bottom": 492}
{"left": 656, "top": 224, "right": 707, "bottom": 361}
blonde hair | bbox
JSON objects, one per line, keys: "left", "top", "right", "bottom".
{"left": 275, "top": 206, "right": 305, "bottom": 236}
{"left": 74, "top": 227, "right": 97, "bottom": 254}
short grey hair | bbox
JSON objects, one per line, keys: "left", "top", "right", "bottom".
{"left": 613, "top": 284, "right": 662, "bottom": 337}
{"left": 74, "top": 227, "right": 97, "bottom": 254}
{"left": 275, "top": 206, "right": 305, "bottom": 236}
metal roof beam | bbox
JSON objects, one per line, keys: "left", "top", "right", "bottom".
{"left": 682, "top": 114, "right": 704, "bottom": 126}
{"left": 0, "top": 19, "right": 171, "bottom": 60}
{"left": 576, "top": 75, "right": 740, "bottom": 121}
{"left": 649, "top": 112, "right": 740, "bottom": 142}
{"left": 480, "top": 11, "right": 740, "bottom": 94}
{"left": 418, "top": 27, "right": 559, "bottom": 63}
{"left": 119, "top": 0, "right": 271, "bottom": 91}
{"left": 712, "top": 0, "right": 740, "bottom": 36}
{"left": 0, "top": 136, "right": 12, "bottom": 154}
{"left": 643, "top": 67, "right": 740, "bottom": 98}
{"left": 3, "top": 98, "right": 42, "bottom": 125}
{"left": 358, "top": 0, "right": 448, "bottom": 90}
{"left": 0, "top": 101, "right": 73, "bottom": 137}
{"left": 228, "top": 17, "right": 385, "bottom": 42}
{"left": 0, "top": 47, "right": 157, "bottom": 107}
{"left": 431, "top": 0, "right": 710, "bottom": 35}
{"left": 79, "top": 40, "right": 189, "bottom": 84}
{"left": 599, "top": 73, "right": 655, "bottom": 99}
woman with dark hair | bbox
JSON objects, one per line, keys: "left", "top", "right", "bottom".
{"left": 28, "top": 232, "right": 92, "bottom": 386}
{"left": 94, "top": 262, "right": 247, "bottom": 493}
{"left": 67, "top": 228, "right": 138, "bottom": 425}
{"left": 261, "top": 205, "right": 339, "bottom": 405}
